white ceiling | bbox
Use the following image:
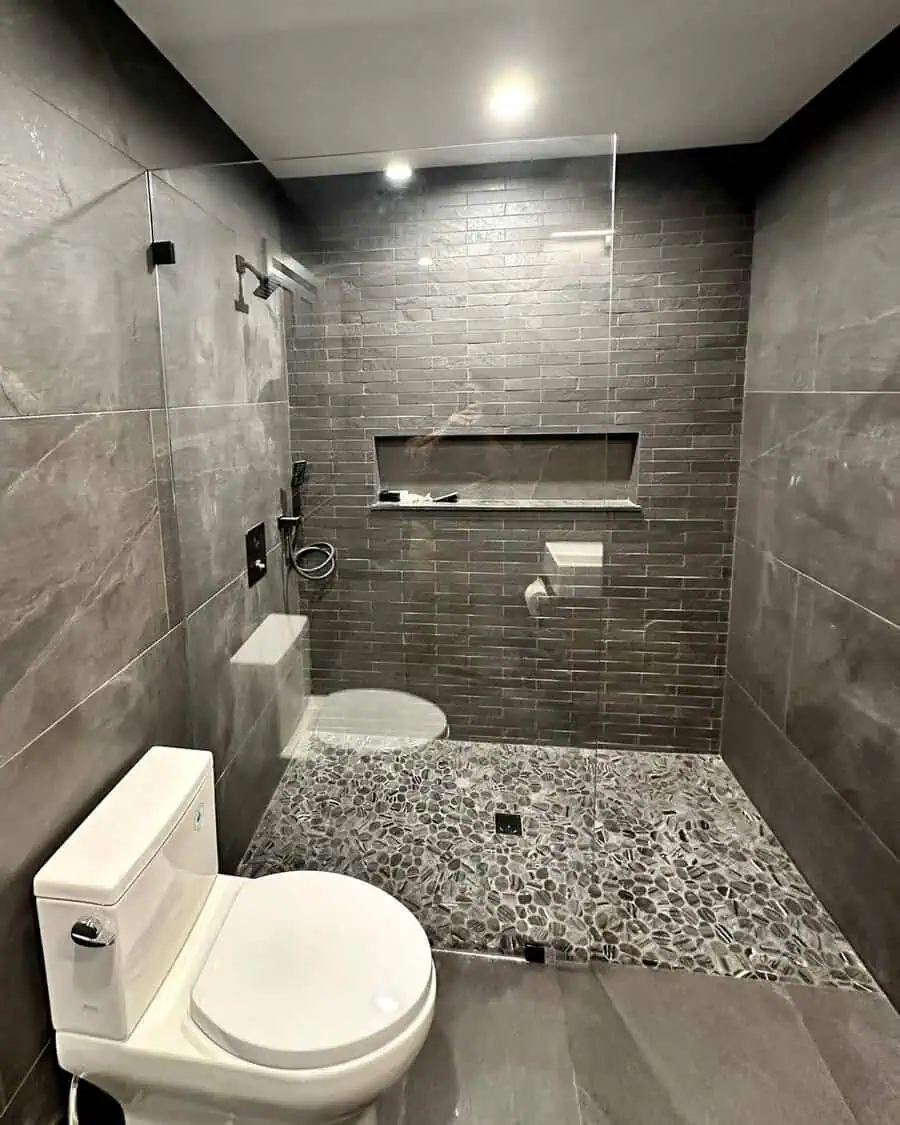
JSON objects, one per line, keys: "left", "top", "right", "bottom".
{"left": 117, "top": 0, "right": 898, "bottom": 175}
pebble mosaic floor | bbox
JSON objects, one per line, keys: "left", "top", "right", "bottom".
{"left": 239, "top": 736, "right": 876, "bottom": 993}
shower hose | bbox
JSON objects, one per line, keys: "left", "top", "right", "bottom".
{"left": 281, "top": 522, "right": 337, "bottom": 582}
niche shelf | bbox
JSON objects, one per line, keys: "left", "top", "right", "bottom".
{"left": 371, "top": 432, "right": 641, "bottom": 512}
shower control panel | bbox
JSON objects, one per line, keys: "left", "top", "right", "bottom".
{"left": 245, "top": 522, "right": 268, "bottom": 588}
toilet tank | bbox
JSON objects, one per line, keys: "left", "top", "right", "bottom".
{"left": 34, "top": 746, "right": 217, "bottom": 1041}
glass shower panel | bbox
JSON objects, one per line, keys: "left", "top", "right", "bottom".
{"left": 148, "top": 137, "right": 616, "bottom": 962}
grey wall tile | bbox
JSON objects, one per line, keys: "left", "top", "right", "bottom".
{"left": 169, "top": 402, "right": 289, "bottom": 614}
{"left": 149, "top": 178, "right": 245, "bottom": 408}
{"left": 737, "top": 393, "right": 900, "bottom": 627}
{"left": 0, "top": 626, "right": 188, "bottom": 1115}
{"left": 186, "top": 567, "right": 284, "bottom": 777}
{"left": 0, "top": 0, "right": 252, "bottom": 170}
{"left": 285, "top": 153, "right": 751, "bottom": 750}
{"left": 786, "top": 578, "right": 900, "bottom": 863}
{"left": 0, "top": 412, "right": 169, "bottom": 766}
{"left": 744, "top": 209, "right": 820, "bottom": 393}
{"left": 722, "top": 677, "right": 900, "bottom": 1007}
{"left": 0, "top": 73, "right": 161, "bottom": 417}
{"left": 727, "top": 537, "right": 798, "bottom": 726}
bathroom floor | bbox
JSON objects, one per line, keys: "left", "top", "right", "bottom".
{"left": 377, "top": 952, "right": 900, "bottom": 1125}
{"left": 240, "top": 736, "right": 875, "bottom": 992}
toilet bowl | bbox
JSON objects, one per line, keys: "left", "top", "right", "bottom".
{"left": 34, "top": 747, "right": 436, "bottom": 1125}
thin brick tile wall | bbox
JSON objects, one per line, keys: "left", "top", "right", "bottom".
{"left": 285, "top": 153, "right": 753, "bottom": 751}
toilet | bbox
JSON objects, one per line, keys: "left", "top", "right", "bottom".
{"left": 33, "top": 746, "right": 436, "bottom": 1125}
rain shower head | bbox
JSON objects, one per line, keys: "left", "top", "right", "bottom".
{"left": 252, "top": 274, "right": 280, "bottom": 300}
{"left": 234, "top": 253, "right": 280, "bottom": 310}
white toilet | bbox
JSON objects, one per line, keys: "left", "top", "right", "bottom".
{"left": 33, "top": 746, "right": 436, "bottom": 1125}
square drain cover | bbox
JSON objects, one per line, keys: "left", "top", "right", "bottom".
{"left": 495, "top": 812, "right": 523, "bottom": 836}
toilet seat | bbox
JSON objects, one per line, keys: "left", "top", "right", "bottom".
{"left": 189, "top": 871, "right": 433, "bottom": 1071}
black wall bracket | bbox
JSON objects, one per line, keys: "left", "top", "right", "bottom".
{"left": 148, "top": 240, "right": 177, "bottom": 269}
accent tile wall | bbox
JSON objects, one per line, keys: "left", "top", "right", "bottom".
{"left": 723, "top": 32, "right": 900, "bottom": 1008}
{"left": 0, "top": 3, "right": 291, "bottom": 1120}
{"left": 285, "top": 153, "right": 753, "bottom": 750}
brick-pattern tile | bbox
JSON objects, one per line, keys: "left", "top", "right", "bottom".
{"left": 285, "top": 154, "right": 752, "bottom": 751}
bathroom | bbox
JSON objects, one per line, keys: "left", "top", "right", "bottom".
{"left": 2, "top": 1, "right": 900, "bottom": 1122}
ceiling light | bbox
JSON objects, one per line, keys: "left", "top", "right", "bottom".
{"left": 487, "top": 77, "right": 536, "bottom": 122}
{"left": 417, "top": 255, "right": 433, "bottom": 267}
{"left": 384, "top": 159, "right": 413, "bottom": 185}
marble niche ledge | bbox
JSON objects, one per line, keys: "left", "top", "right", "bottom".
{"left": 370, "top": 498, "right": 643, "bottom": 513}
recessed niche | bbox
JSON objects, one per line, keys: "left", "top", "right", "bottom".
{"left": 373, "top": 432, "right": 639, "bottom": 510}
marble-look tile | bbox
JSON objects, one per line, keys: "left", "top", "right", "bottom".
{"left": 727, "top": 536, "right": 798, "bottom": 726}
{"left": 0, "top": 1044, "right": 67, "bottom": 1125}
{"left": 149, "top": 407, "right": 183, "bottom": 625}
{"left": 215, "top": 699, "right": 288, "bottom": 875}
{"left": 557, "top": 964, "right": 686, "bottom": 1125}
{"left": 722, "top": 675, "right": 900, "bottom": 1009}
{"left": 149, "top": 177, "right": 244, "bottom": 408}
{"left": 380, "top": 954, "right": 581, "bottom": 1125}
{"left": 596, "top": 965, "right": 857, "bottom": 1125}
{"left": 786, "top": 984, "right": 900, "bottom": 1125}
{"left": 185, "top": 569, "right": 283, "bottom": 776}
{"left": 169, "top": 402, "right": 289, "bottom": 613}
{"left": 736, "top": 392, "right": 900, "bottom": 627}
{"left": 0, "top": 412, "right": 169, "bottom": 765}
{"left": 0, "top": 626, "right": 187, "bottom": 1113}
{"left": 816, "top": 200, "right": 900, "bottom": 392}
{"left": 0, "top": 0, "right": 251, "bottom": 170}
{"left": 241, "top": 736, "right": 873, "bottom": 991}
{"left": 240, "top": 276, "right": 288, "bottom": 406}
{"left": 786, "top": 578, "right": 900, "bottom": 862}
{"left": 0, "top": 72, "right": 161, "bottom": 416}
{"left": 744, "top": 208, "right": 821, "bottom": 393}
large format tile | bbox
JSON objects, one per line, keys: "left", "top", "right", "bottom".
{"left": 727, "top": 536, "right": 798, "bottom": 726}
{"left": 722, "top": 676, "right": 900, "bottom": 1008}
{"left": 215, "top": 698, "right": 288, "bottom": 874}
{"left": 0, "top": 72, "right": 161, "bottom": 416}
{"left": 744, "top": 207, "right": 820, "bottom": 393}
{"left": 596, "top": 965, "right": 857, "bottom": 1125}
{"left": 150, "top": 178, "right": 244, "bottom": 408}
{"left": 0, "top": 626, "right": 188, "bottom": 1114}
{"left": 787, "top": 578, "right": 900, "bottom": 862}
{"left": 185, "top": 568, "right": 283, "bottom": 776}
{"left": 169, "top": 402, "right": 289, "bottom": 613}
{"left": 736, "top": 392, "right": 900, "bottom": 626}
{"left": 558, "top": 966, "right": 686, "bottom": 1124}
{"left": 380, "top": 954, "right": 581, "bottom": 1125}
{"left": 0, "top": 412, "right": 169, "bottom": 764}
{"left": 817, "top": 199, "right": 900, "bottom": 392}
{"left": 786, "top": 984, "right": 900, "bottom": 1125}
{"left": 0, "top": 0, "right": 251, "bottom": 170}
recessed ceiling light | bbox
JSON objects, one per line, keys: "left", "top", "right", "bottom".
{"left": 487, "top": 77, "right": 536, "bottom": 122}
{"left": 417, "top": 255, "right": 433, "bottom": 267}
{"left": 384, "top": 159, "right": 413, "bottom": 185}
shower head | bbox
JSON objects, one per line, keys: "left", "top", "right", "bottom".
{"left": 252, "top": 275, "right": 280, "bottom": 300}
{"left": 234, "top": 253, "right": 281, "bottom": 310}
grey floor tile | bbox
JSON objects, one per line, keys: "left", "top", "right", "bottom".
{"left": 597, "top": 964, "right": 858, "bottom": 1125}
{"left": 786, "top": 984, "right": 900, "bottom": 1125}
{"left": 379, "top": 953, "right": 581, "bottom": 1125}
{"left": 558, "top": 966, "right": 688, "bottom": 1124}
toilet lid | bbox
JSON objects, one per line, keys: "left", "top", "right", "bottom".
{"left": 190, "top": 871, "right": 434, "bottom": 1070}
